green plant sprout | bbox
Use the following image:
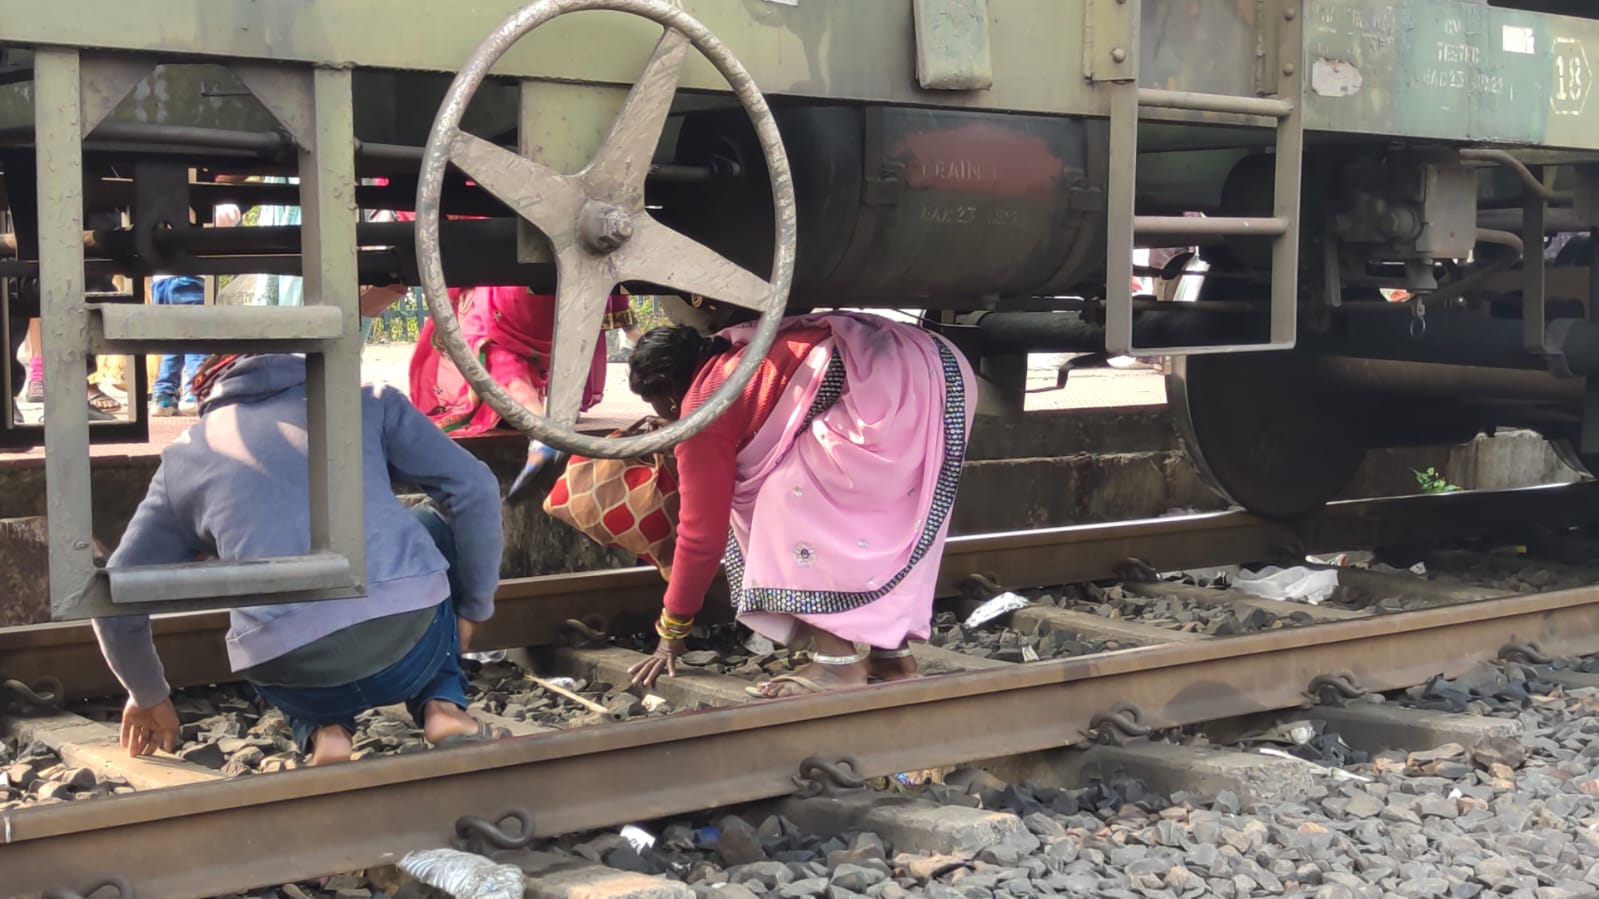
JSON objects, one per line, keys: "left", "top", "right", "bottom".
{"left": 1414, "top": 467, "right": 1462, "bottom": 494}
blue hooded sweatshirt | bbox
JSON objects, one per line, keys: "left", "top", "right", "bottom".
{"left": 93, "top": 354, "right": 504, "bottom": 708}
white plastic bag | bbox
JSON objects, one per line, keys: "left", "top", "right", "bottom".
{"left": 1232, "top": 566, "right": 1339, "bottom": 605}
{"left": 398, "top": 848, "right": 524, "bottom": 899}
{"left": 964, "top": 592, "right": 1030, "bottom": 628}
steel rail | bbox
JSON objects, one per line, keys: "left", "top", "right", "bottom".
{"left": 8, "top": 579, "right": 1599, "bottom": 898}
{"left": 4, "top": 482, "right": 1598, "bottom": 700}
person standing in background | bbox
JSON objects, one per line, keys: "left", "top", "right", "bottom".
{"left": 148, "top": 275, "right": 210, "bottom": 416}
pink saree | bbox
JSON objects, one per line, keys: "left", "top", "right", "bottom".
{"left": 408, "top": 286, "right": 626, "bottom": 435}
{"left": 395, "top": 205, "right": 628, "bottom": 435}
{"left": 719, "top": 312, "right": 977, "bottom": 649}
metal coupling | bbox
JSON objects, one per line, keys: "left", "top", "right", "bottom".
{"left": 1500, "top": 642, "right": 1552, "bottom": 665}
{"left": 956, "top": 573, "right": 1006, "bottom": 600}
{"left": 1114, "top": 558, "right": 1161, "bottom": 584}
{"left": 1408, "top": 297, "right": 1428, "bottom": 339}
{"left": 792, "top": 755, "right": 868, "bottom": 799}
{"left": 1, "top": 674, "right": 65, "bottom": 716}
{"left": 1086, "top": 702, "right": 1152, "bottom": 745}
{"left": 452, "top": 808, "right": 537, "bottom": 855}
{"left": 1307, "top": 672, "right": 1368, "bottom": 706}
{"left": 558, "top": 616, "right": 611, "bottom": 649}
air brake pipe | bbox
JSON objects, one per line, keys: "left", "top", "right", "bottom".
{"left": 1460, "top": 148, "right": 1573, "bottom": 205}
{"left": 1306, "top": 356, "right": 1580, "bottom": 401}
{"left": 1477, "top": 207, "right": 1587, "bottom": 233}
{"left": 1420, "top": 229, "right": 1524, "bottom": 308}
{"left": 0, "top": 219, "right": 523, "bottom": 259}
{"left": 970, "top": 307, "right": 1263, "bottom": 354}
{"left": 0, "top": 121, "right": 723, "bottom": 182}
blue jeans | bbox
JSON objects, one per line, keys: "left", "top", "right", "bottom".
{"left": 154, "top": 353, "right": 203, "bottom": 404}
{"left": 151, "top": 277, "right": 207, "bottom": 402}
{"left": 250, "top": 505, "right": 469, "bottom": 753}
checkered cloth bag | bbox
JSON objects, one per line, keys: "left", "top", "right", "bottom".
{"left": 543, "top": 417, "right": 679, "bottom": 579}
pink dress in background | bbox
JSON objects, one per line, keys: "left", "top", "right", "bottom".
{"left": 393, "top": 208, "right": 628, "bottom": 435}
{"left": 408, "top": 286, "right": 626, "bottom": 435}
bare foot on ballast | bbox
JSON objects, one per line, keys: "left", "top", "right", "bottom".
{"left": 749, "top": 657, "right": 870, "bottom": 698}
{"left": 421, "top": 700, "right": 488, "bottom": 745}
{"left": 307, "top": 724, "right": 353, "bottom": 766}
{"left": 868, "top": 647, "right": 919, "bottom": 682}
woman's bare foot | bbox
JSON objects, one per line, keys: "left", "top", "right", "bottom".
{"left": 868, "top": 647, "right": 919, "bottom": 682}
{"left": 751, "top": 657, "right": 869, "bottom": 698}
{"left": 751, "top": 630, "right": 869, "bottom": 698}
{"left": 307, "top": 724, "right": 353, "bottom": 766}
{"left": 421, "top": 699, "right": 483, "bottom": 745}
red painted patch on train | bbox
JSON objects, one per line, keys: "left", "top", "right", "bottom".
{"left": 891, "top": 123, "right": 1066, "bottom": 199}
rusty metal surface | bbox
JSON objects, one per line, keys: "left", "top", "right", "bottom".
{"left": 0, "top": 1, "right": 1095, "bottom": 120}
{"left": 912, "top": 0, "right": 993, "bottom": 91}
{"left": 5, "top": 482, "right": 1599, "bottom": 700}
{"left": 3, "top": 1, "right": 1599, "bottom": 150}
{"left": 415, "top": 0, "right": 796, "bottom": 458}
{"left": 10, "top": 581, "right": 1599, "bottom": 898}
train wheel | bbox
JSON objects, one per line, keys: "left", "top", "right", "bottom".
{"left": 1551, "top": 439, "right": 1599, "bottom": 481}
{"left": 1168, "top": 351, "right": 1371, "bottom": 519}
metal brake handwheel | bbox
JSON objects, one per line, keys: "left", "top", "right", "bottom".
{"left": 416, "top": 0, "right": 797, "bottom": 459}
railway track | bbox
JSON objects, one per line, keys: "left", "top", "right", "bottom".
{"left": 6, "top": 483, "right": 1599, "bottom": 898}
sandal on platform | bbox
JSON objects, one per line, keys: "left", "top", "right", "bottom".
{"left": 87, "top": 386, "right": 121, "bottom": 414}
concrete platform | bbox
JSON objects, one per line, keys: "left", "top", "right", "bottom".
{"left": 1, "top": 346, "right": 1168, "bottom": 463}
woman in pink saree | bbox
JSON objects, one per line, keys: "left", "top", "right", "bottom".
{"left": 621, "top": 312, "right": 977, "bottom": 698}
{"left": 408, "top": 285, "right": 624, "bottom": 435}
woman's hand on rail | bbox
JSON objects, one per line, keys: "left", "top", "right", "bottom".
{"left": 627, "top": 637, "right": 686, "bottom": 689}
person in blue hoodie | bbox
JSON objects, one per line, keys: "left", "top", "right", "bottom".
{"left": 92, "top": 353, "right": 507, "bottom": 766}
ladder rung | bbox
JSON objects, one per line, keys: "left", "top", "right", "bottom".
{"left": 1137, "top": 88, "right": 1294, "bottom": 119}
{"left": 108, "top": 553, "right": 356, "bottom": 605}
{"left": 92, "top": 304, "right": 345, "bottom": 342}
{"left": 1135, "top": 216, "right": 1289, "bottom": 238}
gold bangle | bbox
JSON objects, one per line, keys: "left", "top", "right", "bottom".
{"left": 656, "top": 621, "right": 692, "bottom": 641}
{"left": 656, "top": 611, "right": 694, "bottom": 640}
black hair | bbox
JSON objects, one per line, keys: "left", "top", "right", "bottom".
{"left": 627, "top": 325, "right": 732, "bottom": 401}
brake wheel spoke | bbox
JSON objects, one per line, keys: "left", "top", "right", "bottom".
{"left": 544, "top": 253, "right": 618, "bottom": 428}
{"left": 616, "top": 215, "right": 774, "bottom": 312}
{"left": 582, "top": 27, "right": 692, "bottom": 205}
{"left": 448, "top": 130, "right": 584, "bottom": 240}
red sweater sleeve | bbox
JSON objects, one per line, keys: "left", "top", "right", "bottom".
{"left": 661, "top": 408, "right": 741, "bottom": 618}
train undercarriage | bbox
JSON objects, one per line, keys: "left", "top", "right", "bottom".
{"left": 1, "top": 0, "right": 1598, "bottom": 620}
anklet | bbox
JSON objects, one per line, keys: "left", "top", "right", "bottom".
{"left": 811, "top": 651, "right": 868, "bottom": 666}
{"left": 870, "top": 647, "right": 914, "bottom": 659}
